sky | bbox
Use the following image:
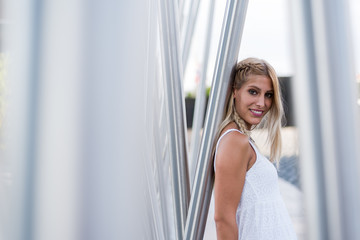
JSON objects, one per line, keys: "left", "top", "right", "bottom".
{"left": 184, "top": 0, "right": 360, "bottom": 94}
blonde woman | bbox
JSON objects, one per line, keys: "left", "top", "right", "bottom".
{"left": 213, "top": 58, "right": 297, "bottom": 239}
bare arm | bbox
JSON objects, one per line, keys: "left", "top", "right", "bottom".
{"left": 214, "top": 132, "right": 251, "bottom": 240}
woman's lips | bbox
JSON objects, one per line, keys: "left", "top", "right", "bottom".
{"left": 250, "top": 109, "right": 263, "bottom": 117}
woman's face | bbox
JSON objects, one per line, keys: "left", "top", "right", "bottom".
{"left": 234, "top": 74, "right": 274, "bottom": 130}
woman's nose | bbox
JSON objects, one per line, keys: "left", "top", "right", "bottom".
{"left": 256, "top": 96, "right": 265, "bottom": 107}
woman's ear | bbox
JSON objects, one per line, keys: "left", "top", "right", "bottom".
{"left": 233, "top": 89, "right": 237, "bottom": 99}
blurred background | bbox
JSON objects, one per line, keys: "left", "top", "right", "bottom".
{"left": 0, "top": 0, "right": 359, "bottom": 239}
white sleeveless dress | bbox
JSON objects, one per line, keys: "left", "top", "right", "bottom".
{"left": 214, "top": 129, "right": 297, "bottom": 240}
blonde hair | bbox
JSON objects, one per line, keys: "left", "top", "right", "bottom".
{"left": 212, "top": 57, "right": 284, "bottom": 163}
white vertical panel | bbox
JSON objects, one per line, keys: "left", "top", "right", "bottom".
{"left": 5, "top": 0, "right": 84, "bottom": 239}
{"left": 290, "top": 0, "right": 360, "bottom": 239}
{"left": 289, "top": 0, "right": 327, "bottom": 238}
{"left": 32, "top": 1, "right": 83, "bottom": 240}
{"left": 158, "top": 0, "right": 191, "bottom": 238}
{"left": 81, "top": 0, "right": 150, "bottom": 239}
{"left": 4, "top": 0, "right": 41, "bottom": 239}
{"left": 5, "top": 0, "right": 156, "bottom": 239}
{"left": 143, "top": 0, "right": 177, "bottom": 238}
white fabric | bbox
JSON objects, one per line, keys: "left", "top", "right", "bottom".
{"left": 214, "top": 129, "right": 297, "bottom": 240}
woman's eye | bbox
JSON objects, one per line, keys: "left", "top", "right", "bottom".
{"left": 265, "top": 92, "right": 274, "bottom": 98}
{"left": 248, "top": 89, "right": 257, "bottom": 95}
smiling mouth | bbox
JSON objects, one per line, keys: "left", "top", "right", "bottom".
{"left": 250, "top": 109, "right": 264, "bottom": 117}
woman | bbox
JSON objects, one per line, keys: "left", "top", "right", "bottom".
{"left": 213, "top": 58, "right": 297, "bottom": 239}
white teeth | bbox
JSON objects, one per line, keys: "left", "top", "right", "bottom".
{"left": 251, "top": 110, "right": 262, "bottom": 114}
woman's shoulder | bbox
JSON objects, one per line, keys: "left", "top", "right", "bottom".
{"left": 216, "top": 123, "right": 251, "bottom": 171}
{"left": 216, "top": 122, "right": 251, "bottom": 164}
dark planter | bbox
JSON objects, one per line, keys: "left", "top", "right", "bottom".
{"left": 279, "top": 77, "right": 294, "bottom": 127}
{"left": 185, "top": 97, "right": 208, "bottom": 129}
{"left": 185, "top": 98, "right": 195, "bottom": 128}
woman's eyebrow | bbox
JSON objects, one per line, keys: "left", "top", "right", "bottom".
{"left": 247, "top": 85, "right": 274, "bottom": 92}
{"left": 247, "top": 85, "right": 261, "bottom": 90}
